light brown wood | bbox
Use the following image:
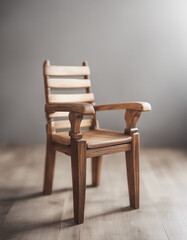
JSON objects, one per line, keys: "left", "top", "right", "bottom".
{"left": 44, "top": 65, "right": 90, "bottom": 76}
{"left": 52, "top": 142, "right": 71, "bottom": 155}
{"left": 83, "top": 61, "right": 92, "bottom": 94}
{"left": 84, "top": 129, "right": 132, "bottom": 149}
{"left": 92, "top": 156, "right": 102, "bottom": 186}
{"left": 45, "top": 102, "right": 95, "bottom": 115}
{"left": 43, "top": 125, "right": 56, "bottom": 195}
{"left": 69, "top": 112, "right": 84, "bottom": 140}
{"left": 52, "top": 133, "right": 71, "bottom": 146}
{"left": 71, "top": 139, "right": 87, "bottom": 224}
{"left": 52, "top": 129, "right": 132, "bottom": 148}
{"left": 49, "top": 111, "right": 69, "bottom": 119}
{"left": 125, "top": 133, "right": 140, "bottom": 209}
{"left": 94, "top": 102, "right": 151, "bottom": 112}
{"left": 69, "top": 111, "right": 87, "bottom": 224}
{"left": 86, "top": 143, "right": 131, "bottom": 158}
{"left": 82, "top": 61, "right": 96, "bottom": 130}
{"left": 124, "top": 110, "right": 141, "bottom": 209}
{"left": 43, "top": 61, "right": 50, "bottom": 104}
{"left": 43, "top": 60, "right": 95, "bottom": 137}
{"left": 124, "top": 110, "right": 142, "bottom": 135}
{"left": 43, "top": 60, "right": 151, "bottom": 224}
{"left": 47, "top": 78, "right": 91, "bottom": 88}
{"left": 53, "top": 119, "right": 92, "bottom": 130}
{"left": 48, "top": 93, "right": 95, "bottom": 103}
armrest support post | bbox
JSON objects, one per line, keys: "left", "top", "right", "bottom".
{"left": 124, "top": 110, "right": 141, "bottom": 135}
{"left": 69, "top": 112, "right": 83, "bottom": 140}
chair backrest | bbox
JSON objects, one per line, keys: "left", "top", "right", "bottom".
{"left": 43, "top": 60, "right": 95, "bottom": 132}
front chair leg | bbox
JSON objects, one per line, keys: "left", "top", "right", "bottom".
{"left": 43, "top": 139, "right": 56, "bottom": 195}
{"left": 71, "top": 139, "right": 87, "bottom": 224}
{"left": 92, "top": 156, "right": 102, "bottom": 187}
{"left": 125, "top": 132, "right": 140, "bottom": 209}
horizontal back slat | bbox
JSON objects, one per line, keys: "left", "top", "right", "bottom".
{"left": 44, "top": 61, "right": 95, "bottom": 131}
{"left": 48, "top": 78, "right": 91, "bottom": 88}
{"left": 48, "top": 93, "right": 94, "bottom": 103}
{"left": 49, "top": 112, "right": 69, "bottom": 118}
{"left": 54, "top": 119, "right": 92, "bottom": 130}
{"left": 45, "top": 66, "right": 90, "bottom": 76}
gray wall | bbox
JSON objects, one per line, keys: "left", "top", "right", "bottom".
{"left": 1, "top": 0, "right": 187, "bottom": 147}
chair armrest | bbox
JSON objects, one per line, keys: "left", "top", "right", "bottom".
{"left": 94, "top": 102, "right": 151, "bottom": 112}
{"left": 45, "top": 103, "right": 95, "bottom": 140}
{"left": 45, "top": 102, "right": 95, "bottom": 115}
{"left": 95, "top": 102, "right": 151, "bottom": 135}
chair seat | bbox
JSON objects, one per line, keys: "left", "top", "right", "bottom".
{"left": 52, "top": 129, "right": 132, "bottom": 149}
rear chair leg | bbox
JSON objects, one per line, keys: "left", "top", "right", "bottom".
{"left": 92, "top": 156, "right": 102, "bottom": 187}
{"left": 125, "top": 133, "right": 140, "bottom": 209}
{"left": 43, "top": 139, "right": 56, "bottom": 195}
{"left": 71, "top": 139, "right": 87, "bottom": 224}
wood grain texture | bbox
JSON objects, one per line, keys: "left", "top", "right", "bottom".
{"left": 43, "top": 137, "right": 56, "bottom": 195}
{"left": 43, "top": 60, "right": 151, "bottom": 224}
{"left": 125, "top": 110, "right": 141, "bottom": 130}
{"left": 71, "top": 139, "right": 87, "bottom": 224}
{"left": 43, "top": 123, "right": 56, "bottom": 195}
{"left": 48, "top": 93, "right": 95, "bottom": 103}
{"left": 1, "top": 147, "right": 187, "bottom": 240}
{"left": 47, "top": 78, "right": 91, "bottom": 88}
{"left": 45, "top": 102, "right": 95, "bottom": 115}
{"left": 86, "top": 143, "right": 131, "bottom": 158}
{"left": 94, "top": 102, "right": 151, "bottom": 112}
{"left": 44, "top": 65, "right": 90, "bottom": 76}
{"left": 43, "top": 61, "right": 50, "bottom": 104}
{"left": 92, "top": 156, "right": 102, "bottom": 187}
{"left": 52, "top": 142, "right": 71, "bottom": 155}
{"left": 125, "top": 132, "right": 140, "bottom": 209}
{"left": 52, "top": 129, "right": 132, "bottom": 148}
{"left": 69, "top": 111, "right": 87, "bottom": 223}
{"left": 69, "top": 112, "right": 84, "bottom": 140}
{"left": 49, "top": 111, "right": 69, "bottom": 119}
{"left": 44, "top": 61, "right": 95, "bottom": 137}
{"left": 53, "top": 119, "right": 92, "bottom": 130}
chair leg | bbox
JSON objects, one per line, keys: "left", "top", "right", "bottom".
{"left": 92, "top": 156, "right": 102, "bottom": 187}
{"left": 43, "top": 139, "right": 56, "bottom": 195}
{"left": 71, "top": 139, "right": 87, "bottom": 224}
{"left": 125, "top": 133, "right": 140, "bottom": 209}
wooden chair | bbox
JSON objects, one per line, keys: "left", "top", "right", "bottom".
{"left": 43, "top": 60, "right": 151, "bottom": 224}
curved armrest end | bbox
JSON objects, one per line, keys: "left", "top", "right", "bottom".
{"left": 136, "top": 102, "right": 151, "bottom": 112}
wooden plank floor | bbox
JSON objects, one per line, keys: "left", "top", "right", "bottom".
{"left": 0, "top": 146, "right": 187, "bottom": 240}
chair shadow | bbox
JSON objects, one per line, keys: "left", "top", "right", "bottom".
{"left": 53, "top": 184, "right": 94, "bottom": 194}
{"left": 1, "top": 218, "right": 75, "bottom": 239}
{"left": 0, "top": 184, "right": 94, "bottom": 202}
{"left": 85, "top": 206, "right": 133, "bottom": 220}
{"left": 2, "top": 206, "right": 133, "bottom": 238}
{"left": 61, "top": 206, "right": 133, "bottom": 225}
{"left": 1, "top": 186, "right": 134, "bottom": 239}
{"left": 0, "top": 192, "right": 43, "bottom": 202}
